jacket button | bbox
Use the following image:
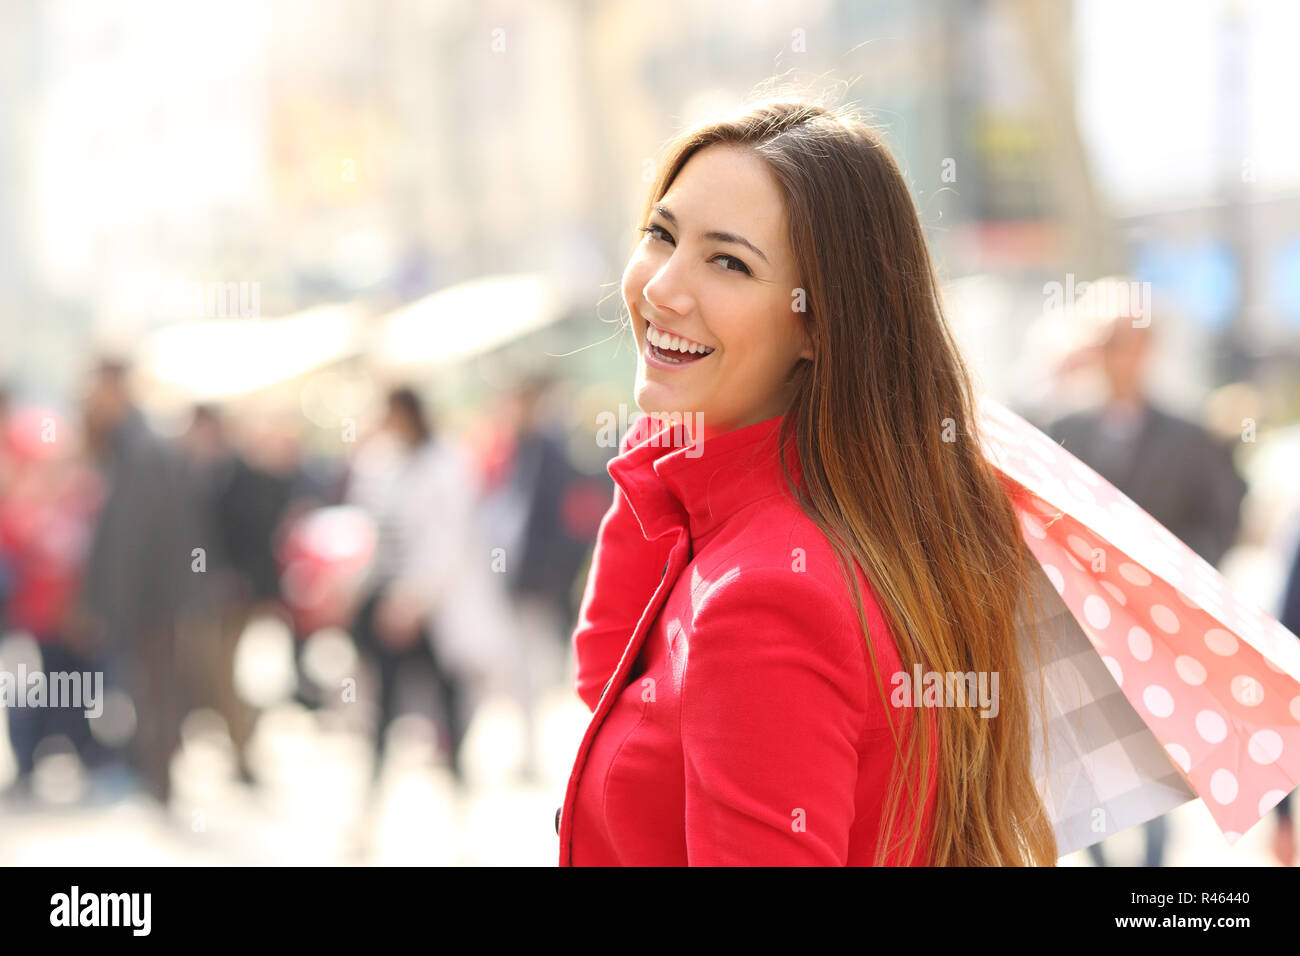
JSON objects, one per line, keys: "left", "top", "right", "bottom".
{"left": 554, "top": 806, "right": 561, "bottom": 835}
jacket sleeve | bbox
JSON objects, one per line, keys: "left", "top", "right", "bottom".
{"left": 680, "top": 567, "right": 872, "bottom": 865}
{"left": 571, "top": 476, "right": 675, "bottom": 711}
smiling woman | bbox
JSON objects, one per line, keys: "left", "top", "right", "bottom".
{"left": 559, "top": 93, "right": 1057, "bottom": 867}
{"left": 623, "top": 143, "right": 813, "bottom": 442}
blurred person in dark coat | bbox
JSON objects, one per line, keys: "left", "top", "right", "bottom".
{"left": 73, "top": 358, "right": 191, "bottom": 806}
{"left": 1047, "top": 288, "right": 1247, "bottom": 867}
{"left": 497, "top": 377, "right": 605, "bottom": 634}
{"left": 176, "top": 404, "right": 291, "bottom": 786}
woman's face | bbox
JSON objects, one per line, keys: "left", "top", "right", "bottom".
{"left": 622, "top": 143, "right": 811, "bottom": 441}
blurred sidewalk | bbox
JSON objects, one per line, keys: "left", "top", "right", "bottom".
{"left": 0, "top": 681, "right": 589, "bottom": 866}
{"left": 0, "top": 680, "right": 1289, "bottom": 866}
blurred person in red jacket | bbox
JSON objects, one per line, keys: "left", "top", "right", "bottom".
{"left": 558, "top": 99, "right": 1057, "bottom": 866}
{"left": 0, "top": 403, "right": 105, "bottom": 796}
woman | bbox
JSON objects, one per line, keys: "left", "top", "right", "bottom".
{"left": 558, "top": 96, "right": 1057, "bottom": 866}
{"left": 346, "top": 387, "right": 474, "bottom": 788}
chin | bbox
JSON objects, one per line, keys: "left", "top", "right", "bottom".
{"left": 633, "top": 375, "right": 666, "bottom": 410}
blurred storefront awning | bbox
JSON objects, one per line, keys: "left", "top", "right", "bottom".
{"left": 372, "top": 272, "right": 573, "bottom": 371}
{"left": 138, "top": 303, "right": 364, "bottom": 405}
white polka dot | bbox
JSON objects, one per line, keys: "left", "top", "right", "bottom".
{"left": 1066, "top": 552, "right": 1086, "bottom": 573}
{"left": 1195, "top": 710, "right": 1227, "bottom": 743}
{"left": 1231, "top": 675, "right": 1264, "bottom": 707}
{"left": 1248, "top": 730, "right": 1283, "bottom": 765}
{"left": 1127, "top": 626, "right": 1153, "bottom": 661}
{"left": 1150, "top": 604, "right": 1180, "bottom": 633}
{"left": 1067, "top": 479, "right": 1095, "bottom": 503}
{"left": 1210, "top": 769, "right": 1238, "bottom": 805}
{"left": 1174, "top": 655, "right": 1207, "bottom": 685}
{"left": 1084, "top": 595, "right": 1111, "bottom": 630}
{"left": 1176, "top": 589, "right": 1201, "bottom": 609}
{"left": 1224, "top": 832, "right": 1242, "bottom": 845}
{"left": 1259, "top": 790, "right": 1288, "bottom": 816}
{"left": 1102, "top": 656, "right": 1123, "bottom": 686}
{"left": 1205, "top": 629, "right": 1239, "bottom": 656}
{"left": 1165, "top": 743, "right": 1191, "bottom": 772}
{"left": 1119, "top": 563, "right": 1151, "bottom": 586}
{"left": 1100, "top": 580, "right": 1127, "bottom": 606}
{"left": 1143, "top": 685, "right": 1174, "bottom": 718}
{"left": 1068, "top": 535, "right": 1093, "bottom": 559}
{"left": 1021, "top": 515, "right": 1046, "bottom": 539}
{"left": 1291, "top": 696, "right": 1300, "bottom": 722}
{"left": 1043, "top": 564, "right": 1064, "bottom": 594}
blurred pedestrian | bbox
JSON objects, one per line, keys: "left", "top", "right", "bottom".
{"left": 1047, "top": 282, "right": 1248, "bottom": 866}
{"left": 74, "top": 358, "right": 191, "bottom": 806}
{"left": 481, "top": 375, "right": 609, "bottom": 781}
{"left": 176, "top": 404, "right": 291, "bottom": 786}
{"left": 0, "top": 406, "right": 104, "bottom": 794}
{"left": 344, "top": 387, "right": 474, "bottom": 789}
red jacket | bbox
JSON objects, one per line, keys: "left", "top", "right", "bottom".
{"left": 558, "top": 412, "right": 938, "bottom": 865}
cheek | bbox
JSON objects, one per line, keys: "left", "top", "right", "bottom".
{"left": 740, "top": 314, "right": 802, "bottom": 371}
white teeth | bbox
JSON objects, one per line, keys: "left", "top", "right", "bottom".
{"left": 647, "top": 324, "right": 713, "bottom": 356}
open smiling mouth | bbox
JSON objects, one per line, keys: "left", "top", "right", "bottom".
{"left": 644, "top": 324, "right": 715, "bottom": 366}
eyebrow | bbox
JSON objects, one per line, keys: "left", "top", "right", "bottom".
{"left": 652, "top": 203, "right": 769, "bottom": 266}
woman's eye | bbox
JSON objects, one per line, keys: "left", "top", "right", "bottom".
{"left": 639, "top": 224, "right": 673, "bottom": 243}
{"left": 713, "top": 254, "right": 751, "bottom": 276}
{"left": 638, "top": 224, "right": 750, "bottom": 276}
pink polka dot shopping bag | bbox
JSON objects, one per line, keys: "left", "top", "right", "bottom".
{"left": 981, "top": 397, "right": 1299, "bottom": 853}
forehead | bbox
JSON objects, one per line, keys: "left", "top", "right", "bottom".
{"left": 659, "top": 144, "right": 788, "bottom": 248}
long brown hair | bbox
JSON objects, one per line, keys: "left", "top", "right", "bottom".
{"left": 634, "top": 93, "right": 1057, "bottom": 866}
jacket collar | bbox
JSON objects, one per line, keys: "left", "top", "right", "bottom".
{"left": 607, "top": 412, "right": 802, "bottom": 546}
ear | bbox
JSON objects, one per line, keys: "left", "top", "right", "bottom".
{"left": 796, "top": 323, "right": 814, "bottom": 362}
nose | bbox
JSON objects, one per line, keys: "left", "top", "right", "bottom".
{"left": 641, "top": 259, "right": 693, "bottom": 322}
